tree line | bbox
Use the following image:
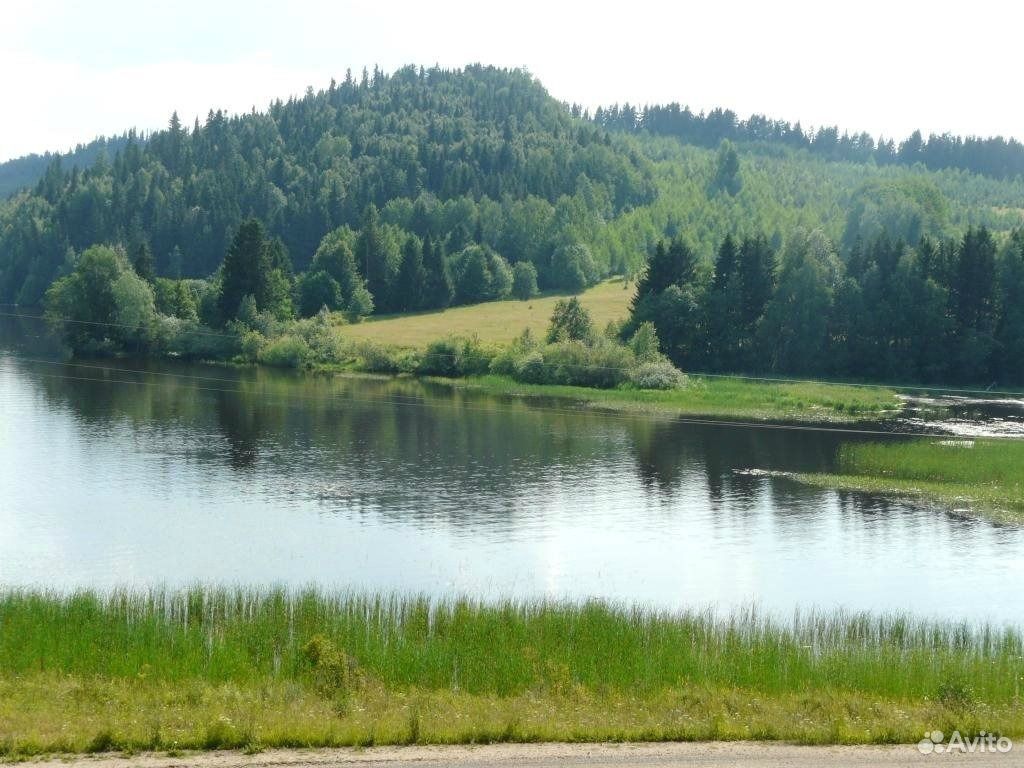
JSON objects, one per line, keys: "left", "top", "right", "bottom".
{"left": 590, "top": 102, "right": 1024, "bottom": 181}
{"left": 627, "top": 227, "right": 1024, "bottom": 385}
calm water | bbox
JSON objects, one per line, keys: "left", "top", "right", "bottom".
{"left": 2, "top": 315, "right": 1023, "bottom": 623}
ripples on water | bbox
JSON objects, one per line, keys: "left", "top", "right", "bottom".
{"left": 1, "top": 316, "right": 1023, "bottom": 624}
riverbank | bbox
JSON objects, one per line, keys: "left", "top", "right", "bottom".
{"left": 1, "top": 589, "right": 1021, "bottom": 756}
{"left": 798, "top": 438, "right": 1024, "bottom": 522}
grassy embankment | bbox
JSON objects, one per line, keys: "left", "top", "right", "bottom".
{"left": 800, "top": 439, "right": 1024, "bottom": 521}
{"left": 0, "top": 589, "right": 1021, "bottom": 756}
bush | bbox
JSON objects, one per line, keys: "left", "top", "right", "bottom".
{"left": 356, "top": 342, "right": 419, "bottom": 374}
{"left": 292, "top": 309, "right": 350, "bottom": 365}
{"left": 629, "top": 321, "right": 662, "bottom": 362}
{"left": 540, "top": 339, "right": 633, "bottom": 388}
{"left": 629, "top": 359, "right": 687, "bottom": 389}
{"left": 488, "top": 329, "right": 540, "bottom": 376}
{"left": 513, "top": 351, "right": 547, "bottom": 383}
{"left": 418, "top": 336, "right": 496, "bottom": 377}
{"left": 257, "top": 335, "right": 312, "bottom": 368}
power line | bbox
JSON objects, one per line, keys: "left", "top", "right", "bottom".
{"left": 2, "top": 352, "right": 1018, "bottom": 441}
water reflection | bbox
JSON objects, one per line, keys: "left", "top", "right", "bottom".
{"left": 2, "top": 317, "right": 1023, "bottom": 622}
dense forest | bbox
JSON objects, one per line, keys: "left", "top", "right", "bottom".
{"left": 627, "top": 226, "right": 1024, "bottom": 384}
{"left": 0, "top": 65, "right": 654, "bottom": 307}
{"left": 0, "top": 135, "right": 136, "bottom": 200}
{"left": 591, "top": 102, "right": 1024, "bottom": 181}
{"left": 6, "top": 64, "right": 1024, "bottom": 385}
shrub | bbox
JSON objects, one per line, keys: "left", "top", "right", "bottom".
{"left": 356, "top": 342, "right": 419, "bottom": 374}
{"left": 418, "top": 336, "right": 496, "bottom": 377}
{"left": 489, "top": 329, "right": 541, "bottom": 376}
{"left": 541, "top": 339, "right": 633, "bottom": 388}
{"left": 257, "top": 335, "right": 312, "bottom": 368}
{"left": 292, "top": 309, "right": 350, "bottom": 364}
{"left": 239, "top": 329, "right": 265, "bottom": 362}
{"left": 513, "top": 351, "right": 547, "bottom": 383}
{"left": 629, "top": 359, "right": 687, "bottom": 389}
{"left": 629, "top": 321, "right": 662, "bottom": 362}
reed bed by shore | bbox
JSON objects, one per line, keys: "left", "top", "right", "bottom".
{"left": 0, "top": 589, "right": 1021, "bottom": 755}
{"left": 800, "top": 438, "right": 1024, "bottom": 519}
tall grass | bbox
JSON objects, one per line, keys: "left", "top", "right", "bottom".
{"left": 839, "top": 439, "right": 1024, "bottom": 487}
{"left": 1, "top": 588, "right": 1019, "bottom": 702}
{"left": 800, "top": 439, "right": 1024, "bottom": 516}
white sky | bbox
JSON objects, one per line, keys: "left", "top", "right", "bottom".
{"left": 3, "top": 0, "right": 1021, "bottom": 162}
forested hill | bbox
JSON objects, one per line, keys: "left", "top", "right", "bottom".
{"left": 0, "top": 134, "right": 136, "bottom": 200}
{"left": 590, "top": 103, "right": 1024, "bottom": 181}
{"left": 0, "top": 65, "right": 655, "bottom": 305}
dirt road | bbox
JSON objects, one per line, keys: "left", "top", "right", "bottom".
{"left": 25, "top": 742, "right": 1022, "bottom": 768}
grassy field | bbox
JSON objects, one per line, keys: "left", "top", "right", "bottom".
{"left": 1, "top": 589, "right": 1022, "bottom": 755}
{"left": 339, "top": 279, "right": 634, "bottom": 346}
{"left": 799, "top": 438, "right": 1024, "bottom": 520}
{"left": 434, "top": 374, "right": 901, "bottom": 423}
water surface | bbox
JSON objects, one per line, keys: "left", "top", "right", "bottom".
{"left": 2, "top": 315, "right": 1022, "bottom": 623}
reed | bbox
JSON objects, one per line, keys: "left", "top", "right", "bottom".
{"left": 0, "top": 589, "right": 1021, "bottom": 754}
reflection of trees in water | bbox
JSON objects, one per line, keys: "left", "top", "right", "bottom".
{"left": 17, "top": 346, "right": 891, "bottom": 534}
{"left": 624, "top": 417, "right": 846, "bottom": 509}
{"left": 213, "top": 389, "right": 262, "bottom": 470}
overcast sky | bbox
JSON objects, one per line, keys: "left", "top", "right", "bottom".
{"left": 3, "top": 0, "right": 1020, "bottom": 162}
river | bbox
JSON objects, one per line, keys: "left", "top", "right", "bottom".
{"left": 1, "top": 314, "right": 1022, "bottom": 623}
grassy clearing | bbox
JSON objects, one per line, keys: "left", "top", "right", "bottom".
{"left": 799, "top": 439, "right": 1024, "bottom": 520}
{"left": 432, "top": 374, "right": 901, "bottom": 423}
{"left": 339, "top": 279, "right": 634, "bottom": 346}
{"left": 1, "top": 589, "right": 1022, "bottom": 755}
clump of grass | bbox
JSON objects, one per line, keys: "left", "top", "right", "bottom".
{"left": 0, "top": 589, "right": 1021, "bottom": 753}
{"left": 800, "top": 438, "right": 1024, "bottom": 516}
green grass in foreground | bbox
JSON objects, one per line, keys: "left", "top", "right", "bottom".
{"left": 800, "top": 438, "right": 1024, "bottom": 519}
{"left": 340, "top": 279, "right": 634, "bottom": 346}
{"left": 0, "top": 589, "right": 1021, "bottom": 755}
{"left": 436, "top": 374, "right": 901, "bottom": 423}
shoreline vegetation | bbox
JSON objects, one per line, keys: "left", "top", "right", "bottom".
{"left": 1, "top": 589, "right": 1022, "bottom": 757}
{"left": 798, "top": 439, "right": 1024, "bottom": 522}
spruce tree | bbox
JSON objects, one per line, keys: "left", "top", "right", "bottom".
{"left": 132, "top": 242, "right": 156, "bottom": 283}
{"left": 217, "top": 218, "right": 273, "bottom": 323}
{"left": 395, "top": 237, "right": 426, "bottom": 311}
{"left": 422, "top": 234, "right": 454, "bottom": 308}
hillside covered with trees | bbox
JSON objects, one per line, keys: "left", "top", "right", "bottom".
{"left": 6, "top": 64, "right": 1024, "bottom": 386}
{"left": 0, "top": 65, "right": 655, "bottom": 307}
{"left": 592, "top": 102, "right": 1024, "bottom": 181}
